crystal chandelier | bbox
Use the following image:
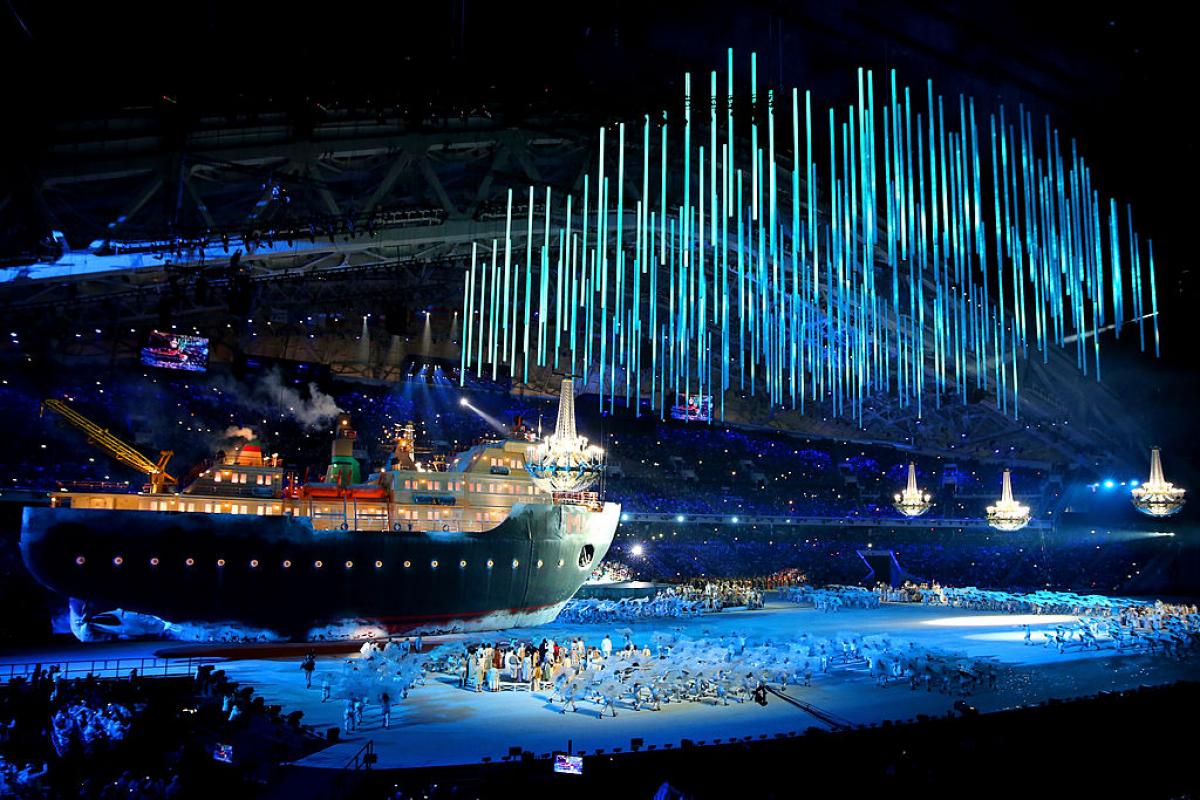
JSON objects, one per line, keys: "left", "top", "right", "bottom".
{"left": 986, "top": 469, "right": 1031, "bottom": 531}
{"left": 894, "top": 462, "right": 932, "bottom": 517}
{"left": 1131, "top": 447, "right": 1186, "bottom": 518}
{"left": 525, "top": 379, "right": 605, "bottom": 493}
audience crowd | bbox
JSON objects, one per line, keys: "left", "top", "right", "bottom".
{"left": 0, "top": 661, "right": 320, "bottom": 799}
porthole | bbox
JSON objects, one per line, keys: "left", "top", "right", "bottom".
{"left": 314, "top": 560, "right": 323, "bottom": 569}
{"left": 112, "top": 556, "right": 123, "bottom": 566}
{"left": 459, "top": 560, "right": 467, "bottom": 568}
{"left": 185, "top": 557, "right": 195, "bottom": 567}
{"left": 283, "top": 560, "right": 292, "bottom": 568}
{"left": 149, "top": 557, "right": 159, "bottom": 567}
{"left": 430, "top": 560, "right": 439, "bottom": 569}
{"left": 403, "top": 560, "right": 412, "bottom": 569}
{"left": 486, "top": 559, "right": 494, "bottom": 569}
{"left": 345, "top": 560, "right": 354, "bottom": 569}
{"left": 216, "top": 558, "right": 226, "bottom": 568}
{"left": 536, "top": 559, "right": 544, "bottom": 569}
{"left": 75, "top": 556, "right": 86, "bottom": 566}
{"left": 249, "top": 559, "right": 259, "bottom": 568}
{"left": 557, "top": 559, "right": 564, "bottom": 568}
{"left": 512, "top": 559, "right": 520, "bottom": 569}
{"left": 375, "top": 560, "right": 383, "bottom": 569}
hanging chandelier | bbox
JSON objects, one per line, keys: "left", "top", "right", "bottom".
{"left": 986, "top": 469, "right": 1031, "bottom": 531}
{"left": 894, "top": 462, "right": 932, "bottom": 517}
{"left": 1131, "top": 447, "right": 1186, "bottom": 518}
{"left": 525, "top": 378, "right": 605, "bottom": 494}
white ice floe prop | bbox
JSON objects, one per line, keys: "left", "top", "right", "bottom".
{"left": 1131, "top": 447, "right": 1186, "bottom": 518}
{"left": 986, "top": 469, "right": 1031, "bottom": 531}
{"left": 525, "top": 378, "right": 604, "bottom": 493}
{"left": 893, "top": 462, "right": 932, "bottom": 517}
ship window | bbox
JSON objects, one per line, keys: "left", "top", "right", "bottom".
{"left": 265, "top": 476, "right": 272, "bottom": 486}
{"left": 214, "top": 473, "right": 221, "bottom": 483}
{"left": 186, "top": 503, "right": 196, "bottom": 512}
{"left": 256, "top": 474, "right": 264, "bottom": 485}
{"left": 404, "top": 480, "right": 412, "bottom": 489}
{"left": 256, "top": 506, "right": 266, "bottom": 516}
{"left": 241, "top": 504, "right": 248, "bottom": 514}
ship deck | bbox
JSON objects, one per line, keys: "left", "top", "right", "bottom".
{"left": 4, "top": 600, "right": 1192, "bottom": 770}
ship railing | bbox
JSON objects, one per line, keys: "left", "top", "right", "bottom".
{"left": 310, "top": 518, "right": 499, "bottom": 534}
{"left": 552, "top": 491, "right": 603, "bottom": 511}
{"left": 0, "top": 656, "right": 217, "bottom": 684}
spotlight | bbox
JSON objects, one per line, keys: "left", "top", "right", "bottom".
{"left": 631, "top": 544, "right": 644, "bottom": 557}
{"left": 1103, "top": 479, "right": 1116, "bottom": 490}
{"left": 459, "top": 398, "right": 469, "bottom": 407}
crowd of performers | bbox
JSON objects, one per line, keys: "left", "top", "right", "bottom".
{"left": 424, "top": 629, "right": 1001, "bottom": 719}
{"left": 560, "top": 579, "right": 766, "bottom": 625}
{"left": 286, "top": 578, "right": 1200, "bottom": 733}
{"left": 783, "top": 582, "right": 1200, "bottom": 658}
{"left": 781, "top": 585, "right": 882, "bottom": 612}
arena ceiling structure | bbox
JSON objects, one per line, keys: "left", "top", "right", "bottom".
{"left": 0, "top": 1, "right": 1194, "bottom": 476}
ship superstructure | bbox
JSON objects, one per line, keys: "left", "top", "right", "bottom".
{"left": 22, "top": 381, "right": 619, "bottom": 641}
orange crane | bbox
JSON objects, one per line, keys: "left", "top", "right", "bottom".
{"left": 42, "top": 398, "right": 177, "bottom": 493}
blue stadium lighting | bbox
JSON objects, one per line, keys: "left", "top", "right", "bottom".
{"left": 675, "top": 514, "right": 685, "bottom": 522}
{"left": 620, "top": 512, "right": 630, "bottom": 522}
{"left": 631, "top": 544, "right": 645, "bottom": 557}
{"left": 1130, "top": 480, "right": 1140, "bottom": 487}
{"left": 1103, "top": 479, "right": 1116, "bottom": 490}
{"left": 731, "top": 516, "right": 740, "bottom": 523}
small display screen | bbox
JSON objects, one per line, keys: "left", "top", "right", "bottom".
{"left": 213, "top": 743, "right": 234, "bottom": 764}
{"left": 141, "top": 330, "right": 209, "bottom": 372}
{"left": 553, "top": 754, "right": 583, "bottom": 775}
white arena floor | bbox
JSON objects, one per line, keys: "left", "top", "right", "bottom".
{"left": 177, "top": 601, "right": 1197, "bottom": 770}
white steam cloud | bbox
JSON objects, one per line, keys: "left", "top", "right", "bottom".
{"left": 223, "top": 426, "right": 256, "bottom": 442}
{"left": 253, "top": 368, "right": 342, "bottom": 430}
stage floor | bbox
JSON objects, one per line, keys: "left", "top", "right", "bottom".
{"left": 190, "top": 601, "right": 1193, "bottom": 770}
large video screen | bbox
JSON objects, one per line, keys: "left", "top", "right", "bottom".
{"left": 670, "top": 394, "right": 712, "bottom": 423}
{"left": 141, "top": 330, "right": 209, "bottom": 372}
{"left": 553, "top": 754, "right": 583, "bottom": 775}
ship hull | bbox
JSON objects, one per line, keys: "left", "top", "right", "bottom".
{"left": 20, "top": 503, "right": 618, "bottom": 641}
